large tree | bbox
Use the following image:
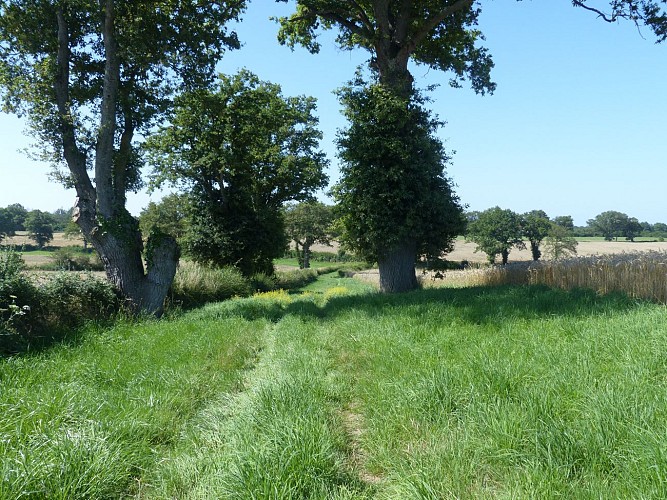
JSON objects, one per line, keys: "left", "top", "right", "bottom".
{"left": 587, "top": 210, "right": 630, "bottom": 241}
{"left": 24, "top": 210, "right": 55, "bottom": 249}
{"left": 276, "top": 0, "right": 666, "bottom": 292}
{"left": 147, "top": 70, "right": 328, "bottom": 277}
{"left": 334, "top": 81, "right": 465, "bottom": 290}
{"left": 0, "top": 1, "right": 245, "bottom": 314}
{"left": 466, "top": 207, "right": 524, "bottom": 265}
{"left": 278, "top": 1, "right": 483, "bottom": 291}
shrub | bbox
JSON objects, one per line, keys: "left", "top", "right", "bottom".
{"left": 250, "top": 273, "right": 278, "bottom": 293}
{"left": 38, "top": 272, "right": 121, "bottom": 327}
{"left": 0, "top": 248, "right": 37, "bottom": 337}
{"left": 49, "top": 246, "right": 104, "bottom": 271}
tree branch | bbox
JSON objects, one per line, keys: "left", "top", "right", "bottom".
{"left": 402, "top": 0, "right": 475, "bottom": 57}
{"left": 55, "top": 7, "right": 94, "bottom": 200}
{"left": 571, "top": 1, "right": 617, "bottom": 22}
{"left": 95, "top": 0, "right": 120, "bottom": 217}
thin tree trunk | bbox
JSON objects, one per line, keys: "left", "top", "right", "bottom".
{"left": 377, "top": 240, "right": 418, "bottom": 293}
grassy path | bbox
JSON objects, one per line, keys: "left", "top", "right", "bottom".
{"left": 3, "top": 274, "right": 667, "bottom": 498}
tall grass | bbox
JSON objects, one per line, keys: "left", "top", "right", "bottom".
{"left": 0, "top": 311, "right": 263, "bottom": 498}
{"left": 434, "top": 251, "right": 667, "bottom": 305}
{"left": 5, "top": 272, "right": 667, "bottom": 497}
{"left": 528, "top": 251, "right": 667, "bottom": 303}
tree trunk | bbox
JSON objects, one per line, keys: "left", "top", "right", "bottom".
{"left": 84, "top": 218, "right": 178, "bottom": 316}
{"left": 378, "top": 240, "right": 418, "bottom": 293}
{"left": 530, "top": 241, "right": 541, "bottom": 261}
{"left": 303, "top": 244, "right": 311, "bottom": 269}
{"left": 501, "top": 249, "right": 510, "bottom": 265}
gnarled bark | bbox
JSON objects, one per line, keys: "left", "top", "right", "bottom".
{"left": 377, "top": 240, "right": 418, "bottom": 293}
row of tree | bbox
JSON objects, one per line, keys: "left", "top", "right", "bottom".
{"left": 0, "top": 1, "right": 664, "bottom": 314}
{"left": 466, "top": 208, "right": 578, "bottom": 265}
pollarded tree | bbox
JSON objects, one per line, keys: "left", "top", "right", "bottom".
{"left": 0, "top": 1, "right": 246, "bottom": 315}
{"left": 24, "top": 210, "right": 54, "bottom": 249}
{"left": 147, "top": 70, "right": 329, "bottom": 277}
{"left": 467, "top": 207, "right": 525, "bottom": 265}
{"left": 522, "top": 210, "right": 552, "bottom": 261}
{"left": 334, "top": 81, "right": 465, "bottom": 290}
{"left": 284, "top": 201, "right": 334, "bottom": 269}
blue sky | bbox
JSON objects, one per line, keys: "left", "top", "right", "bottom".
{"left": 0, "top": 1, "right": 665, "bottom": 226}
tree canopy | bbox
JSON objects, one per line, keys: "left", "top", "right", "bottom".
{"left": 147, "top": 70, "right": 329, "bottom": 276}
{"left": 24, "top": 210, "right": 54, "bottom": 249}
{"left": 466, "top": 207, "right": 524, "bottom": 265}
{"left": 0, "top": 0, "right": 246, "bottom": 314}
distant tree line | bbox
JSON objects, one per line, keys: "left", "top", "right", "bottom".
{"left": 465, "top": 208, "right": 578, "bottom": 265}
{"left": 466, "top": 207, "right": 667, "bottom": 265}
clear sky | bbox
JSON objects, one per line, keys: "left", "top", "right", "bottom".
{"left": 0, "top": 1, "right": 665, "bottom": 226}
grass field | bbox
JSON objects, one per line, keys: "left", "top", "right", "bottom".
{"left": 2, "top": 272, "right": 667, "bottom": 498}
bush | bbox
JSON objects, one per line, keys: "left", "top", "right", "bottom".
{"left": 0, "top": 248, "right": 37, "bottom": 337}
{"left": 2, "top": 247, "right": 120, "bottom": 353}
{"left": 38, "top": 272, "right": 120, "bottom": 327}
{"left": 250, "top": 273, "right": 278, "bottom": 293}
{"left": 49, "top": 246, "right": 104, "bottom": 271}
{"left": 170, "top": 262, "right": 252, "bottom": 308}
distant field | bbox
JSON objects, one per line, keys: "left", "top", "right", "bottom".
{"left": 5, "top": 232, "right": 667, "bottom": 268}
{"left": 448, "top": 239, "right": 667, "bottom": 264}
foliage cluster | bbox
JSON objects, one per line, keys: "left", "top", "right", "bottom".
{"left": 334, "top": 81, "right": 465, "bottom": 264}
{"left": 0, "top": 248, "right": 120, "bottom": 353}
{"left": 147, "top": 70, "right": 328, "bottom": 277}
{"left": 466, "top": 207, "right": 578, "bottom": 264}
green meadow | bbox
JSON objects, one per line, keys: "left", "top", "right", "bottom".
{"left": 2, "top": 273, "right": 667, "bottom": 498}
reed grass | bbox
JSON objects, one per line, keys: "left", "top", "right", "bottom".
{"left": 528, "top": 251, "right": 667, "bottom": 303}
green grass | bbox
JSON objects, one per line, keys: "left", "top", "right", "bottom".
{"left": 0, "top": 312, "right": 263, "bottom": 498}
{"left": 274, "top": 258, "right": 367, "bottom": 269}
{"left": 3, "top": 276, "right": 667, "bottom": 498}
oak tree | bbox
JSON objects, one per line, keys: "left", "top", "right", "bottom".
{"left": 24, "top": 210, "right": 54, "bottom": 249}
{"left": 0, "top": 0, "right": 246, "bottom": 314}
{"left": 522, "top": 210, "right": 552, "bottom": 261}
{"left": 276, "top": 0, "right": 666, "bottom": 292}
{"left": 284, "top": 201, "right": 334, "bottom": 269}
{"left": 147, "top": 70, "right": 328, "bottom": 277}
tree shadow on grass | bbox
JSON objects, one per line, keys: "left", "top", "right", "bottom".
{"left": 204, "top": 282, "right": 642, "bottom": 327}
